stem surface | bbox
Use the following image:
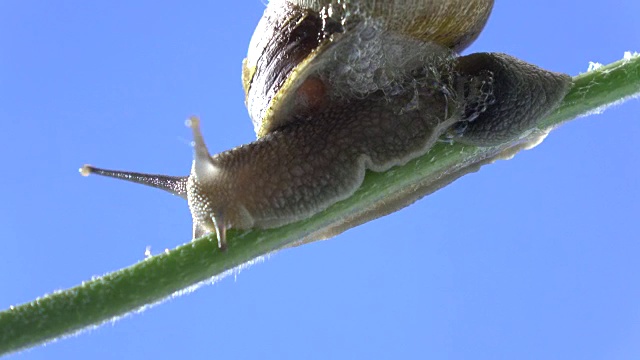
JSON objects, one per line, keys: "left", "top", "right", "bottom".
{"left": 1, "top": 55, "right": 638, "bottom": 356}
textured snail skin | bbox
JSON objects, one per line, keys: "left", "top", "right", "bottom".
{"left": 454, "top": 53, "right": 571, "bottom": 146}
{"left": 189, "top": 54, "right": 460, "bottom": 239}
{"left": 82, "top": 0, "right": 571, "bottom": 249}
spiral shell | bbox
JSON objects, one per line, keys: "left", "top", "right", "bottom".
{"left": 242, "top": 0, "right": 495, "bottom": 138}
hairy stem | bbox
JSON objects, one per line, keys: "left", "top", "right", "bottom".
{"left": 1, "top": 55, "right": 639, "bottom": 356}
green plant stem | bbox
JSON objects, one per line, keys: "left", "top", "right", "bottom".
{"left": 1, "top": 55, "right": 639, "bottom": 356}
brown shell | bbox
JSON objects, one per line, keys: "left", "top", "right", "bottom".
{"left": 242, "top": 0, "right": 495, "bottom": 138}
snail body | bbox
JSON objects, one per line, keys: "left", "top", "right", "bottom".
{"left": 82, "top": 0, "right": 571, "bottom": 250}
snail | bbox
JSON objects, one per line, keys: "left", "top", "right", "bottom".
{"left": 81, "top": 0, "right": 571, "bottom": 250}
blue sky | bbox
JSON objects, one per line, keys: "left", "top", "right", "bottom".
{"left": 1, "top": 1, "right": 639, "bottom": 359}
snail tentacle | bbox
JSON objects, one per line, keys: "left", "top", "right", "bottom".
{"left": 78, "top": 165, "right": 188, "bottom": 199}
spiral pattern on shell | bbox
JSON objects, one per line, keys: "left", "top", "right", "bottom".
{"left": 242, "top": 0, "right": 494, "bottom": 138}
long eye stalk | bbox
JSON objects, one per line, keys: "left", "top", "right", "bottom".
{"left": 80, "top": 165, "right": 188, "bottom": 199}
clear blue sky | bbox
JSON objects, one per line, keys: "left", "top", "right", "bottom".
{"left": 1, "top": 1, "right": 639, "bottom": 359}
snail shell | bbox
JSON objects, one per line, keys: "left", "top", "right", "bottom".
{"left": 242, "top": 0, "right": 495, "bottom": 137}
{"left": 81, "top": 0, "right": 571, "bottom": 250}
